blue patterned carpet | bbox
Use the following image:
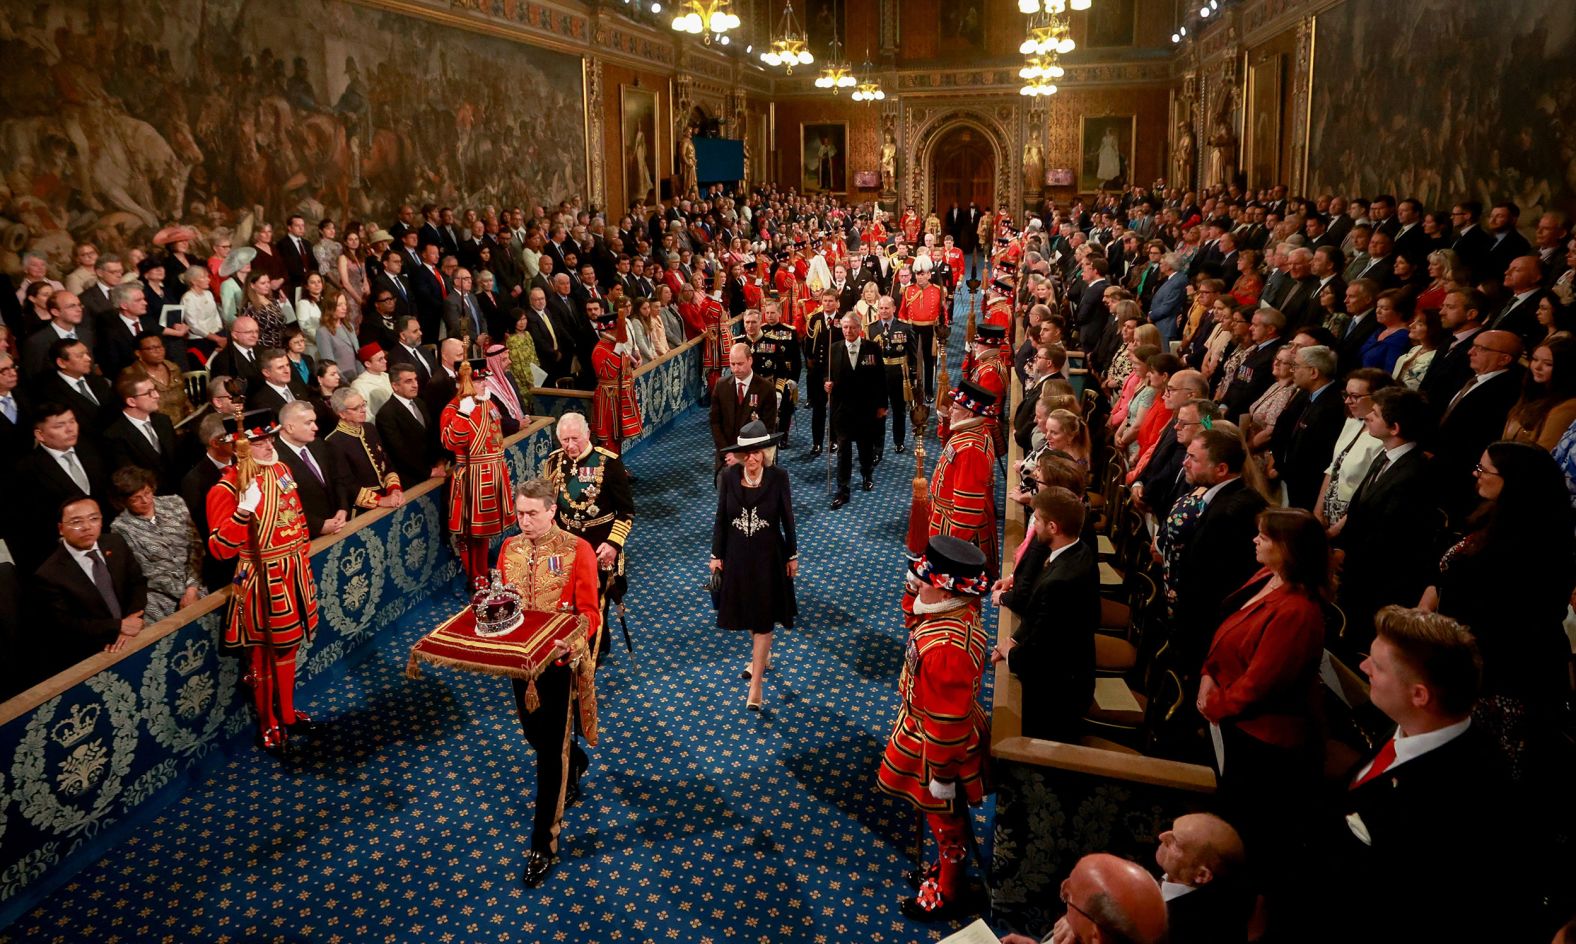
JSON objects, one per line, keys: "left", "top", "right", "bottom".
{"left": 5, "top": 307, "right": 1011, "bottom": 944}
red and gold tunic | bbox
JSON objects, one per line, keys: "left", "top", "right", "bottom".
{"left": 207, "top": 462, "right": 318, "bottom": 649}
{"left": 943, "top": 246, "right": 965, "bottom": 288}
{"left": 877, "top": 600, "right": 990, "bottom": 811}
{"left": 695, "top": 294, "right": 731, "bottom": 375}
{"left": 898, "top": 283, "right": 944, "bottom": 327}
{"left": 439, "top": 395, "right": 516, "bottom": 538}
{"left": 900, "top": 210, "right": 921, "bottom": 244}
{"left": 928, "top": 417, "right": 998, "bottom": 577}
{"left": 592, "top": 337, "right": 643, "bottom": 444}
{"left": 498, "top": 526, "right": 602, "bottom": 650}
{"left": 969, "top": 349, "right": 1010, "bottom": 457}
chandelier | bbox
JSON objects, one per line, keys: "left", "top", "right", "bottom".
{"left": 1017, "top": 0, "right": 1091, "bottom": 12}
{"left": 760, "top": 1, "right": 813, "bottom": 73}
{"left": 850, "top": 60, "right": 885, "bottom": 102}
{"left": 1019, "top": 15, "right": 1076, "bottom": 55}
{"left": 671, "top": 0, "right": 741, "bottom": 44}
{"left": 815, "top": 57, "right": 856, "bottom": 92}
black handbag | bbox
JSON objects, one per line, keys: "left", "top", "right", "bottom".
{"left": 705, "top": 569, "right": 723, "bottom": 610}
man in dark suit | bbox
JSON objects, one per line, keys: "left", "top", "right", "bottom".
{"left": 1482, "top": 200, "right": 1533, "bottom": 284}
{"left": 417, "top": 204, "right": 443, "bottom": 249}
{"left": 1271, "top": 344, "right": 1346, "bottom": 510}
{"left": 248, "top": 348, "right": 309, "bottom": 415}
{"left": 1419, "top": 288, "right": 1489, "bottom": 406}
{"left": 274, "top": 215, "right": 314, "bottom": 298}
{"left": 79, "top": 255, "right": 125, "bottom": 323}
{"left": 1073, "top": 256, "right": 1112, "bottom": 353}
{"left": 206, "top": 315, "right": 264, "bottom": 393}
{"left": 441, "top": 268, "right": 486, "bottom": 354}
{"left": 0, "top": 352, "right": 28, "bottom": 499}
{"left": 101, "top": 373, "right": 179, "bottom": 492}
{"left": 1220, "top": 309, "right": 1285, "bottom": 420}
{"left": 32, "top": 496, "right": 147, "bottom": 672}
{"left": 710, "top": 342, "right": 778, "bottom": 468}
{"left": 1334, "top": 279, "right": 1382, "bottom": 376}
{"left": 1392, "top": 198, "right": 1429, "bottom": 263}
{"left": 180, "top": 413, "right": 236, "bottom": 594}
{"left": 1492, "top": 255, "right": 1545, "bottom": 351}
{"left": 385, "top": 314, "right": 436, "bottom": 389}
{"left": 370, "top": 251, "right": 416, "bottom": 324}
{"left": 1350, "top": 231, "right": 1397, "bottom": 289}
{"left": 12, "top": 402, "right": 111, "bottom": 573}
{"left": 1275, "top": 248, "right": 1322, "bottom": 330}
{"left": 1326, "top": 606, "right": 1524, "bottom": 943}
{"left": 421, "top": 338, "right": 465, "bottom": 424}
{"left": 516, "top": 288, "right": 573, "bottom": 385}
{"left": 276, "top": 401, "right": 350, "bottom": 537}
{"left": 1170, "top": 428, "right": 1269, "bottom": 677}
{"left": 94, "top": 283, "right": 150, "bottom": 380}
{"left": 1334, "top": 388, "right": 1440, "bottom": 649}
{"left": 994, "top": 486, "right": 1099, "bottom": 742}
{"left": 1154, "top": 813, "right": 1252, "bottom": 944}
{"left": 1431, "top": 330, "right": 1523, "bottom": 522}
{"left": 1449, "top": 201, "right": 1493, "bottom": 282}
{"left": 32, "top": 338, "right": 115, "bottom": 431}
{"left": 410, "top": 243, "right": 448, "bottom": 342}
{"left": 827, "top": 313, "right": 887, "bottom": 508}
{"left": 375, "top": 364, "right": 438, "bottom": 488}
{"left": 21, "top": 291, "right": 94, "bottom": 381}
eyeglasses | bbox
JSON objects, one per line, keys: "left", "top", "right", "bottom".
{"left": 1341, "top": 391, "right": 1370, "bottom": 401}
{"left": 1472, "top": 463, "right": 1500, "bottom": 477}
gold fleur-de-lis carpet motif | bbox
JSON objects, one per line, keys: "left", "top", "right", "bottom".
{"left": 5, "top": 290, "right": 1011, "bottom": 944}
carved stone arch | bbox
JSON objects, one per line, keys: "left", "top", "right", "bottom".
{"left": 904, "top": 108, "right": 1018, "bottom": 217}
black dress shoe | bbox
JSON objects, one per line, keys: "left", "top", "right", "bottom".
{"left": 522, "top": 850, "right": 557, "bottom": 888}
{"left": 831, "top": 494, "right": 849, "bottom": 509}
{"left": 862, "top": 478, "right": 874, "bottom": 491}
{"left": 809, "top": 445, "right": 823, "bottom": 457}
{"left": 894, "top": 442, "right": 906, "bottom": 454}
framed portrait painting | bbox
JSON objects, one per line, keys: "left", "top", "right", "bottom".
{"left": 1247, "top": 53, "right": 1284, "bottom": 188}
{"left": 1086, "top": 0, "right": 1136, "bottom": 48}
{"left": 620, "top": 85, "right": 660, "bottom": 207}
{"left": 801, "top": 122, "right": 848, "bottom": 193}
{"left": 1077, "top": 115, "right": 1136, "bottom": 192}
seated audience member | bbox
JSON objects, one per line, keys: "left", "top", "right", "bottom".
{"left": 1326, "top": 607, "right": 1527, "bottom": 943}
{"left": 375, "top": 363, "right": 439, "bottom": 487}
{"left": 276, "top": 400, "right": 351, "bottom": 538}
{"left": 1269, "top": 344, "right": 1344, "bottom": 508}
{"left": 207, "top": 315, "right": 264, "bottom": 392}
{"left": 324, "top": 387, "right": 404, "bottom": 512}
{"left": 35, "top": 337, "right": 115, "bottom": 431}
{"left": 13, "top": 402, "right": 111, "bottom": 572}
{"left": 1314, "top": 368, "right": 1394, "bottom": 528}
{"left": 1420, "top": 441, "right": 1576, "bottom": 782}
{"left": 999, "top": 853, "right": 1167, "bottom": 944}
{"left": 349, "top": 342, "right": 393, "bottom": 416}
{"left": 1196, "top": 509, "right": 1328, "bottom": 923}
{"left": 250, "top": 347, "right": 307, "bottom": 414}
{"left": 101, "top": 373, "right": 179, "bottom": 493}
{"left": 991, "top": 487, "right": 1098, "bottom": 743}
{"left": 180, "top": 412, "right": 237, "bottom": 594}
{"left": 1155, "top": 813, "right": 1252, "bottom": 944}
{"left": 1244, "top": 343, "right": 1299, "bottom": 454}
{"left": 1503, "top": 335, "right": 1576, "bottom": 449}
{"left": 1333, "top": 387, "right": 1439, "bottom": 646}
{"left": 1431, "top": 329, "right": 1523, "bottom": 521}
{"left": 32, "top": 497, "right": 148, "bottom": 674}
{"left": 108, "top": 466, "right": 203, "bottom": 622}
{"left": 1357, "top": 288, "right": 1412, "bottom": 374}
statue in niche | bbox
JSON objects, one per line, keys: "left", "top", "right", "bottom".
{"left": 1023, "top": 135, "right": 1044, "bottom": 193}
{"left": 880, "top": 128, "right": 898, "bottom": 192}
{"left": 1206, "top": 79, "right": 1238, "bottom": 188}
{"left": 678, "top": 128, "right": 697, "bottom": 197}
{"left": 1173, "top": 110, "right": 1196, "bottom": 189}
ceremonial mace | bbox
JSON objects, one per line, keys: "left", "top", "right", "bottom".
{"left": 610, "top": 305, "right": 635, "bottom": 654}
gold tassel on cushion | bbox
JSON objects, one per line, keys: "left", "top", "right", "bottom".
{"left": 522, "top": 677, "right": 540, "bottom": 713}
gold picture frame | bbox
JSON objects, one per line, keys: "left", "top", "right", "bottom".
{"left": 801, "top": 121, "right": 849, "bottom": 194}
{"left": 1076, "top": 114, "right": 1136, "bottom": 192}
{"left": 1246, "top": 52, "right": 1284, "bottom": 189}
{"left": 620, "top": 84, "right": 661, "bottom": 208}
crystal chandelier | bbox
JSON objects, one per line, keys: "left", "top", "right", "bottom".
{"left": 1019, "top": 15, "right": 1076, "bottom": 55}
{"left": 814, "top": 4, "right": 855, "bottom": 94}
{"left": 1017, "top": 0, "right": 1091, "bottom": 13}
{"left": 671, "top": 0, "right": 741, "bottom": 44}
{"left": 850, "top": 60, "right": 885, "bottom": 102}
{"left": 760, "top": 0, "right": 813, "bottom": 73}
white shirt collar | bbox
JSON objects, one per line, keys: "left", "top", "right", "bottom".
{"left": 1513, "top": 289, "right": 1537, "bottom": 304}
{"left": 1044, "top": 539, "right": 1078, "bottom": 567}
{"left": 267, "top": 381, "right": 292, "bottom": 395}
{"left": 1384, "top": 441, "right": 1418, "bottom": 464}
{"left": 1469, "top": 367, "right": 1509, "bottom": 388}
{"left": 1161, "top": 880, "right": 1196, "bottom": 902}
{"left": 51, "top": 322, "right": 76, "bottom": 339}
{"left": 1361, "top": 717, "right": 1472, "bottom": 781}
{"left": 65, "top": 541, "right": 104, "bottom": 579}
{"left": 42, "top": 444, "right": 74, "bottom": 462}
{"left": 394, "top": 393, "right": 420, "bottom": 410}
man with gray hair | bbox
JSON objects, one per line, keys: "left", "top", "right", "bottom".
{"left": 1274, "top": 247, "right": 1321, "bottom": 329}
{"left": 540, "top": 411, "right": 633, "bottom": 648}
{"left": 14, "top": 250, "right": 62, "bottom": 304}
{"left": 1271, "top": 344, "right": 1345, "bottom": 508}
{"left": 97, "top": 280, "right": 150, "bottom": 378}
{"left": 1148, "top": 252, "right": 1189, "bottom": 341}
{"left": 276, "top": 399, "right": 350, "bottom": 536}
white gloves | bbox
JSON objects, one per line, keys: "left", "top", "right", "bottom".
{"left": 459, "top": 396, "right": 476, "bottom": 415}
{"left": 614, "top": 341, "right": 630, "bottom": 356}
{"left": 237, "top": 480, "right": 262, "bottom": 513}
{"left": 927, "top": 779, "right": 956, "bottom": 801}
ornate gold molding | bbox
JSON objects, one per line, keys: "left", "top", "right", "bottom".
{"left": 902, "top": 101, "right": 1021, "bottom": 216}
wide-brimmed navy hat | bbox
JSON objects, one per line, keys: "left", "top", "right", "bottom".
{"left": 950, "top": 378, "right": 1000, "bottom": 418}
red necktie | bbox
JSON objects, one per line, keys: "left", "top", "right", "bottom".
{"left": 1350, "top": 738, "right": 1397, "bottom": 789}
{"left": 736, "top": 381, "right": 745, "bottom": 404}
{"left": 431, "top": 266, "right": 447, "bottom": 298}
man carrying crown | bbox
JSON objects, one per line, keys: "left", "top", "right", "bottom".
{"left": 928, "top": 379, "right": 1000, "bottom": 579}
{"left": 439, "top": 356, "right": 516, "bottom": 588}
{"left": 206, "top": 408, "right": 319, "bottom": 753}
{"left": 499, "top": 476, "right": 602, "bottom": 889}
{"left": 877, "top": 535, "right": 993, "bottom": 922}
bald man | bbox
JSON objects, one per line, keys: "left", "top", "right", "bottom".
{"left": 1433, "top": 327, "right": 1524, "bottom": 522}
{"left": 1156, "top": 814, "right": 1251, "bottom": 944}
{"left": 1002, "top": 853, "right": 1167, "bottom": 944}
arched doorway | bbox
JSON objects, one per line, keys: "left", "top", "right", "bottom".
{"left": 930, "top": 125, "right": 996, "bottom": 224}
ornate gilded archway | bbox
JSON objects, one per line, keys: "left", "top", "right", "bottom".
{"left": 903, "top": 103, "right": 1020, "bottom": 217}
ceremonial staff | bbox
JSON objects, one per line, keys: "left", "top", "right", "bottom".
{"left": 455, "top": 330, "right": 483, "bottom": 587}
{"left": 610, "top": 307, "right": 635, "bottom": 653}
{"left": 232, "top": 402, "right": 283, "bottom": 739}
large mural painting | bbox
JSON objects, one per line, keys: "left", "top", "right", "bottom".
{"left": 0, "top": 0, "right": 586, "bottom": 270}
{"left": 1308, "top": 0, "right": 1576, "bottom": 220}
